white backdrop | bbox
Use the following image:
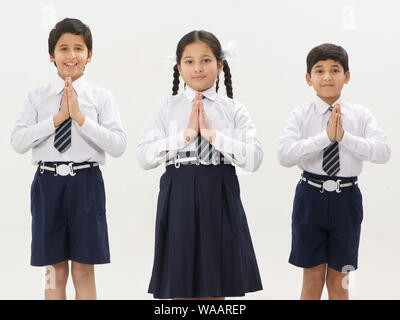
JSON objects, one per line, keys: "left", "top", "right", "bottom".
{"left": 0, "top": 0, "right": 398, "bottom": 299}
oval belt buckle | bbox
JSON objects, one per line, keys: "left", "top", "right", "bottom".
{"left": 323, "top": 180, "right": 337, "bottom": 192}
{"left": 55, "top": 164, "right": 70, "bottom": 176}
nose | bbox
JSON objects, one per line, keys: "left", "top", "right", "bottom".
{"left": 68, "top": 49, "right": 76, "bottom": 59}
{"left": 323, "top": 72, "right": 333, "bottom": 81}
{"left": 193, "top": 62, "right": 203, "bottom": 73}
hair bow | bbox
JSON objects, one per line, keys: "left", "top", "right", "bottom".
{"left": 164, "top": 41, "right": 238, "bottom": 68}
{"left": 221, "top": 41, "right": 237, "bottom": 60}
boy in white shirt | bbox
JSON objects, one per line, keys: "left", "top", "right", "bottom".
{"left": 11, "top": 18, "right": 126, "bottom": 300}
{"left": 278, "top": 43, "right": 390, "bottom": 300}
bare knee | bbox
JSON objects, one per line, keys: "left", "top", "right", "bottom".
{"left": 71, "top": 262, "right": 94, "bottom": 282}
{"left": 303, "top": 265, "right": 326, "bottom": 290}
{"left": 326, "top": 269, "right": 347, "bottom": 292}
{"left": 46, "top": 261, "right": 69, "bottom": 288}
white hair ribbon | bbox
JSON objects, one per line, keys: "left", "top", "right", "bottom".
{"left": 221, "top": 41, "right": 237, "bottom": 60}
{"left": 164, "top": 54, "right": 177, "bottom": 68}
{"left": 164, "top": 41, "right": 237, "bottom": 68}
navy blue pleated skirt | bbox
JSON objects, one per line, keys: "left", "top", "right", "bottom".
{"left": 148, "top": 163, "right": 262, "bottom": 299}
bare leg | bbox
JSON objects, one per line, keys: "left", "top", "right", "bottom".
{"left": 326, "top": 267, "right": 349, "bottom": 300}
{"left": 71, "top": 261, "right": 96, "bottom": 300}
{"left": 300, "top": 263, "right": 327, "bottom": 300}
{"left": 44, "top": 260, "right": 69, "bottom": 300}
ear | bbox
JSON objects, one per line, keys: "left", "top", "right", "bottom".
{"left": 344, "top": 70, "right": 350, "bottom": 84}
{"left": 49, "top": 54, "right": 55, "bottom": 63}
{"left": 217, "top": 60, "right": 224, "bottom": 75}
{"left": 86, "top": 50, "right": 93, "bottom": 63}
{"left": 305, "top": 73, "right": 312, "bottom": 86}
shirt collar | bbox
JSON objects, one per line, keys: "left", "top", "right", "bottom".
{"left": 54, "top": 74, "right": 86, "bottom": 96}
{"left": 315, "top": 95, "right": 345, "bottom": 114}
{"left": 184, "top": 84, "right": 217, "bottom": 102}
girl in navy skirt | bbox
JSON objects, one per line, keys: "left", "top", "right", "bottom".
{"left": 137, "top": 30, "right": 263, "bottom": 299}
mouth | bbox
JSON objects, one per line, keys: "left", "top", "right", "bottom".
{"left": 192, "top": 76, "right": 206, "bottom": 80}
{"left": 321, "top": 84, "right": 334, "bottom": 87}
{"left": 64, "top": 62, "right": 78, "bottom": 69}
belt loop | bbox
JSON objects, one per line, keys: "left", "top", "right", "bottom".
{"left": 174, "top": 153, "right": 181, "bottom": 169}
{"left": 299, "top": 172, "right": 304, "bottom": 184}
{"left": 39, "top": 161, "right": 45, "bottom": 174}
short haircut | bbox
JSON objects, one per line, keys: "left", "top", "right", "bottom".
{"left": 306, "top": 43, "right": 349, "bottom": 74}
{"left": 48, "top": 18, "right": 92, "bottom": 58}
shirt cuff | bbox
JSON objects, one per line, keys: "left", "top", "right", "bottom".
{"left": 41, "top": 116, "right": 57, "bottom": 136}
{"left": 212, "top": 130, "right": 231, "bottom": 153}
{"left": 340, "top": 131, "right": 359, "bottom": 149}
{"left": 315, "top": 130, "right": 332, "bottom": 149}
{"left": 80, "top": 115, "right": 94, "bottom": 135}
{"left": 162, "top": 129, "right": 190, "bottom": 153}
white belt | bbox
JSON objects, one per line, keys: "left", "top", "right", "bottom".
{"left": 39, "top": 161, "right": 99, "bottom": 176}
{"left": 300, "top": 176, "right": 358, "bottom": 193}
{"left": 166, "top": 155, "right": 226, "bottom": 168}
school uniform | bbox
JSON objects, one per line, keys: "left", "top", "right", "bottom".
{"left": 137, "top": 85, "right": 263, "bottom": 298}
{"left": 11, "top": 75, "right": 126, "bottom": 266}
{"left": 278, "top": 96, "right": 390, "bottom": 272}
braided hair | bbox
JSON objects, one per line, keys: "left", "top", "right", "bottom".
{"left": 172, "top": 30, "right": 233, "bottom": 98}
{"left": 172, "top": 64, "right": 180, "bottom": 96}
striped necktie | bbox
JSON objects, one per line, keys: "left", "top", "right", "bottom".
{"left": 196, "top": 94, "right": 218, "bottom": 164}
{"left": 322, "top": 106, "right": 340, "bottom": 176}
{"left": 54, "top": 90, "right": 72, "bottom": 153}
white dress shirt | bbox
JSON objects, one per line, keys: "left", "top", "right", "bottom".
{"left": 137, "top": 85, "right": 263, "bottom": 172}
{"left": 11, "top": 75, "right": 127, "bottom": 165}
{"left": 278, "top": 96, "right": 391, "bottom": 177}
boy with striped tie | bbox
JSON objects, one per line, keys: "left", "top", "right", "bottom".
{"left": 278, "top": 43, "right": 390, "bottom": 300}
{"left": 11, "top": 18, "right": 126, "bottom": 299}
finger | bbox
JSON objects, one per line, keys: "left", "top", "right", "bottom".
{"left": 67, "top": 85, "right": 72, "bottom": 98}
{"left": 194, "top": 98, "right": 200, "bottom": 112}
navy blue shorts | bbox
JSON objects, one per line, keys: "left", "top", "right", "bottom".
{"left": 148, "top": 164, "right": 263, "bottom": 299}
{"left": 289, "top": 171, "right": 363, "bottom": 272}
{"left": 30, "top": 162, "right": 110, "bottom": 266}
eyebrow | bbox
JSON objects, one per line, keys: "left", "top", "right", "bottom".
{"left": 314, "top": 64, "right": 341, "bottom": 68}
{"left": 58, "top": 44, "right": 84, "bottom": 47}
{"left": 183, "top": 54, "right": 212, "bottom": 59}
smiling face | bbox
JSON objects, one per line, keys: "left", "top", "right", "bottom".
{"left": 306, "top": 59, "right": 350, "bottom": 105}
{"left": 177, "top": 41, "right": 223, "bottom": 92}
{"left": 50, "top": 32, "right": 92, "bottom": 81}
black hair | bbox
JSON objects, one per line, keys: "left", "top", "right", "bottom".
{"left": 48, "top": 18, "right": 92, "bottom": 66}
{"left": 306, "top": 43, "right": 349, "bottom": 74}
{"left": 172, "top": 30, "right": 233, "bottom": 98}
